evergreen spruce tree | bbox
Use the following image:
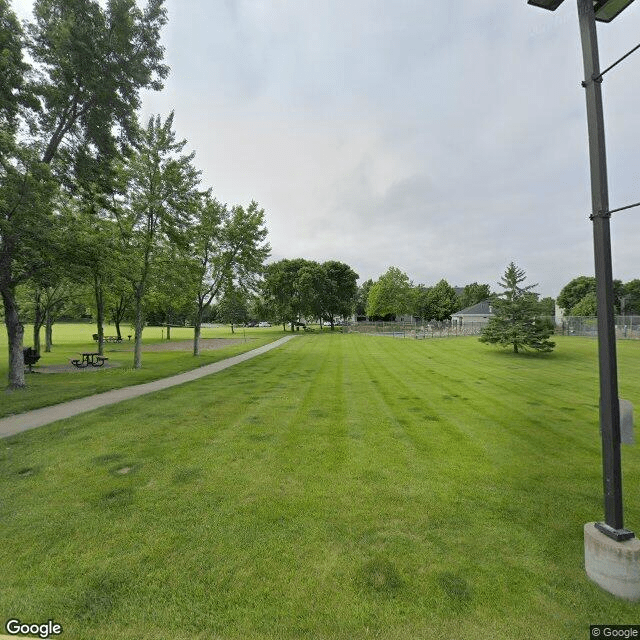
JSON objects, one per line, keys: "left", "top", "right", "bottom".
{"left": 479, "top": 262, "right": 555, "bottom": 354}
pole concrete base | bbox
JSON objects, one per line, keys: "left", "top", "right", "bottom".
{"left": 584, "top": 522, "right": 640, "bottom": 600}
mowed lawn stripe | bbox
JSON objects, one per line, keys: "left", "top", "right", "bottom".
{"left": 2, "top": 333, "right": 640, "bottom": 640}
{"left": 349, "top": 336, "right": 519, "bottom": 478}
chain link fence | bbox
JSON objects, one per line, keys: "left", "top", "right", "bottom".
{"left": 558, "top": 316, "right": 640, "bottom": 339}
{"left": 346, "top": 316, "right": 640, "bottom": 340}
{"left": 345, "top": 320, "right": 488, "bottom": 339}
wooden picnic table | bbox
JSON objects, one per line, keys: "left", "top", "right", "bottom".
{"left": 71, "top": 352, "right": 109, "bottom": 368}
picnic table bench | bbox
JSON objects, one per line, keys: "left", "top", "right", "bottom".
{"left": 71, "top": 352, "right": 109, "bottom": 368}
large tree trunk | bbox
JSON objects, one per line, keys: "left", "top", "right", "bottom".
{"left": 33, "top": 288, "right": 43, "bottom": 355}
{"left": 193, "top": 322, "right": 201, "bottom": 356}
{"left": 94, "top": 274, "right": 105, "bottom": 355}
{"left": 132, "top": 250, "right": 150, "bottom": 369}
{"left": 111, "top": 293, "right": 128, "bottom": 340}
{"left": 193, "top": 305, "right": 204, "bottom": 356}
{"left": 45, "top": 310, "right": 53, "bottom": 352}
{"left": 133, "top": 292, "right": 144, "bottom": 369}
{"left": 2, "top": 285, "right": 25, "bottom": 389}
{"left": 33, "top": 326, "right": 41, "bottom": 354}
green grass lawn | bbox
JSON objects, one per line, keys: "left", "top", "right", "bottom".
{"left": 0, "top": 323, "right": 288, "bottom": 417}
{"left": 2, "top": 333, "right": 640, "bottom": 639}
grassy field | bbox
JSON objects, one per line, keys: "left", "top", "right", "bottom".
{"left": 2, "top": 333, "right": 640, "bottom": 639}
{"left": 0, "top": 323, "right": 288, "bottom": 417}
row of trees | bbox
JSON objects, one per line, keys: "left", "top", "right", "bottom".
{"left": 557, "top": 276, "right": 640, "bottom": 316}
{"left": 1, "top": 0, "right": 271, "bottom": 388}
{"left": 355, "top": 266, "right": 495, "bottom": 322}
{"left": 261, "top": 258, "right": 359, "bottom": 330}
{"left": 357, "top": 267, "right": 491, "bottom": 321}
{"left": 1, "top": 0, "right": 168, "bottom": 387}
{"left": 357, "top": 266, "right": 557, "bottom": 323}
{"left": 359, "top": 268, "right": 640, "bottom": 325}
{"left": 356, "top": 263, "right": 556, "bottom": 354}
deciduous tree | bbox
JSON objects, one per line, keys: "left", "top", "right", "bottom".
{"left": 355, "top": 279, "right": 374, "bottom": 318}
{"left": 1, "top": 0, "right": 168, "bottom": 387}
{"left": 412, "top": 285, "right": 432, "bottom": 321}
{"left": 558, "top": 275, "right": 623, "bottom": 315}
{"left": 116, "top": 112, "right": 202, "bottom": 368}
{"left": 217, "top": 286, "right": 250, "bottom": 334}
{"left": 0, "top": 2, "right": 55, "bottom": 386}
{"left": 321, "top": 260, "right": 359, "bottom": 329}
{"left": 366, "top": 266, "right": 412, "bottom": 319}
{"left": 58, "top": 194, "right": 125, "bottom": 354}
{"left": 189, "top": 198, "right": 270, "bottom": 354}
{"left": 557, "top": 276, "right": 596, "bottom": 315}
{"left": 262, "top": 258, "right": 310, "bottom": 331}
{"left": 425, "top": 279, "right": 459, "bottom": 322}
{"left": 458, "top": 283, "right": 491, "bottom": 310}
{"left": 296, "top": 261, "right": 326, "bottom": 326}
{"left": 571, "top": 291, "right": 597, "bottom": 317}
{"left": 622, "top": 280, "right": 640, "bottom": 316}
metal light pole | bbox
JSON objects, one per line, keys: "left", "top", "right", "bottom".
{"left": 577, "top": 0, "right": 632, "bottom": 541}
{"left": 528, "top": 0, "right": 639, "bottom": 541}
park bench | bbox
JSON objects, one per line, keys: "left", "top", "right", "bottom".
{"left": 23, "top": 347, "right": 40, "bottom": 373}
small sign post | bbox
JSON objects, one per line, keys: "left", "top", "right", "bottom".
{"left": 620, "top": 399, "right": 634, "bottom": 445}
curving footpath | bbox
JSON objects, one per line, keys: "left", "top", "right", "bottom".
{"left": 0, "top": 335, "right": 297, "bottom": 439}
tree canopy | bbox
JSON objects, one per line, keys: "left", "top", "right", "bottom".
{"left": 622, "top": 280, "right": 640, "bottom": 315}
{"left": 188, "top": 198, "right": 270, "bottom": 354}
{"left": 366, "top": 266, "right": 412, "bottom": 319}
{"left": 1, "top": 0, "right": 168, "bottom": 387}
{"left": 557, "top": 276, "right": 596, "bottom": 315}
{"left": 457, "top": 283, "right": 491, "bottom": 310}
{"left": 319, "top": 260, "right": 359, "bottom": 328}
{"left": 557, "top": 275, "right": 625, "bottom": 316}
{"left": 424, "top": 279, "right": 459, "bottom": 322}
{"left": 261, "top": 258, "right": 357, "bottom": 330}
{"left": 116, "top": 111, "right": 203, "bottom": 368}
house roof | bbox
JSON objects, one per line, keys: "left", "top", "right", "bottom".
{"left": 454, "top": 300, "right": 493, "bottom": 316}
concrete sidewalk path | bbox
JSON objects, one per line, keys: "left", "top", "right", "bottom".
{"left": 0, "top": 335, "right": 297, "bottom": 439}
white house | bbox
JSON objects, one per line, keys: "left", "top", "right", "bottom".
{"left": 451, "top": 300, "right": 494, "bottom": 330}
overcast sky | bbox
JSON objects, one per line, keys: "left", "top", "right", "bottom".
{"left": 12, "top": 1, "right": 640, "bottom": 297}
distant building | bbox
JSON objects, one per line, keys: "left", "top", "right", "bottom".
{"left": 555, "top": 302, "right": 566, "bottom": 327}
{"left": 451, "top": 300, "right": 494, "bottom": 329}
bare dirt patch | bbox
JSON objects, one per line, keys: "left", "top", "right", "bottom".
{"left": 34, "top": 339, "right": 252, "bottom": 373}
